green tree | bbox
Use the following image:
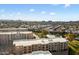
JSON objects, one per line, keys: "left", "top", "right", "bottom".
{"left": 65, "top": 33, "right": 75, "bottom": 41}
{"left": 41, "top": 30, "right": 48, "bottom": 35}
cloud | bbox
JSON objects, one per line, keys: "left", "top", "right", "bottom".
{"left": 51, "top": 4, "right": 59, "bottom": 6}
{"left": 50, "top": 12, "right": 56, "bottom": 15}
{"left": 41, "top": 11, "right": 46, "bottom": 14}
{"left": 64, "top": 4, "right": 70, "bottom": 8}
{"left": 9, "top": 14, "right": 13, "bottom": 17}
{"left": 1, "top": 14, "right": 5, "bottom": 17}
{"left": 29, "top": 9, "right": 35, "bottom": 12}
{"left": 16, "top": 12, "right": 21, "bottom": 15}
{"left": 0, "top": 14, "right": 8, "bottom": 19}
{"left": 0, "top": 9, "right": 5, "bottom": 13}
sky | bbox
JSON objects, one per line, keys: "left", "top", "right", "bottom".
{"left": 0, "top": 4, "right": 79, "bottom": 21}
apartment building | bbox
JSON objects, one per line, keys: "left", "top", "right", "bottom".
{"left": 0, "top": 31, "right": 35, "bottom": 50}
{"left": 12, "top": 38, "right": 68, "bottom": 55}
{"left": 0, "top": 28, "right": 28, "bottom": 32}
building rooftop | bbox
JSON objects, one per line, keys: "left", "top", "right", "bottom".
{"left": 47, "top": 35, "right": 56, "bottom": 39}
{"left": 13, "top": 37, "right": 67, "bottom": 46}
{"left": 13, "top": 39, "right": 49, "bottom": 46}
{"left": 0, "top": 31, "right": 33, "bottom": 34}
{"left": 0, "top": 28, "right": 27, "bottom": 31}
{"left": 24, "top": 51, "right": 52, "bottom": 55}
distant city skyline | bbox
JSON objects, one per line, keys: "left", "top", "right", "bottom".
{"left": 0, "top": 4, "right": 79, "bottom": 21}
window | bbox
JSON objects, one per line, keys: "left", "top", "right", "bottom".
{"left": 24, "top": 50, "right": 27, "bottom": 53}
{"left": 52, "top": 50, "right": 56, "bottom": 52}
